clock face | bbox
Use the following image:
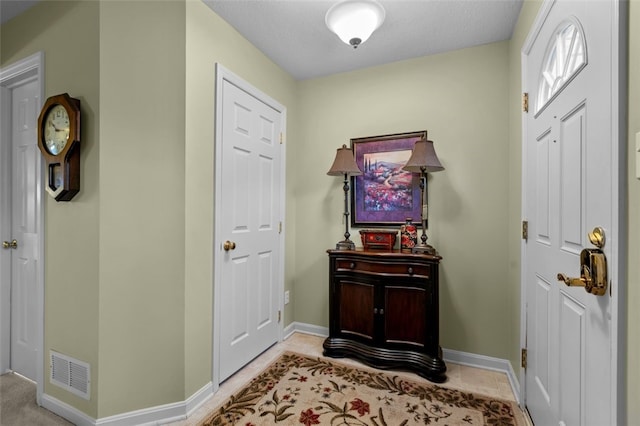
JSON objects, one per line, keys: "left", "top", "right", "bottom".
{"left": 43, "top": 104, "right": 70, "bottom": 155}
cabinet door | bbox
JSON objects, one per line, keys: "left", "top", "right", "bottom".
{"left": 383, "top": 285, "right": 428, "bottom": 348}
{"left": 337, "top": 279, "right": 375, "bottom": 342}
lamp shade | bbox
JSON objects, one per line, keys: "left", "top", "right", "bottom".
{"left": 403, "top": 139, "right": 445, "bottom": 173}
{"left": 327, "top": 144, "right": 363, "bottom": 176}
{"left": 325, "top": 0, "right": 385, "bottom": 48}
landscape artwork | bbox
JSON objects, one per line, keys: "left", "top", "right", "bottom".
{"left": 362, "top": 150, "right": 413, "bottom": 211}
{"left": 351, "top": 131, "right": 426, "bottom": 227}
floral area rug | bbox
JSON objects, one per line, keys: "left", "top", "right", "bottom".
{"left": 199, "top": 352, "right": 525, "bottom": 426}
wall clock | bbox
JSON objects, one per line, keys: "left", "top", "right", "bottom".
{"left": 37, "top": 93, "right": 81, "bottom": 201}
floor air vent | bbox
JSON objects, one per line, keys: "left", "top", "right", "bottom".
{"left": 50, "top": 350, "right": 90, "bottom": 400}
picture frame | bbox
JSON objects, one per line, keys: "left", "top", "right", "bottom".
{"left": 351, "top": 131, "right": 427, "bottom": 228}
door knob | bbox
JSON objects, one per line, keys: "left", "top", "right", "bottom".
{"left": 557, "top": 227, "right": 607, "bottom": 296}
{"left": 2, "top": 239, "right": 17, "bottom": 249}
{"left": 223, "top": 240, "right": 236, "bottom": 251}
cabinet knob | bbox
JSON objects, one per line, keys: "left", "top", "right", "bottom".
{"left": 407, "top": 267, "right": 414, "bottom": 275}
{"left": 349, "top": 262, "right": 355, "bottom": 269}
{"left": 374, "top": 308, "right": 378, "bottom": 314}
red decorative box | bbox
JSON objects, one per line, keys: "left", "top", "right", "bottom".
{"left": 359, "top": 229, "right": 398, "bottom": 251}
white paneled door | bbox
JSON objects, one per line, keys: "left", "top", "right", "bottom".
{"left": 2, "top": 78, "right": 40, "bottom": 382}
{"left": 523, "top": 1, "right": 621, "bottom": 425}
{"left": 216, "top": 67, "right": 284, "bottom": 382}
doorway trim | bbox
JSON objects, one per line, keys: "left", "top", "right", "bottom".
{"left": 519, "top": 0, "right": 627, "bottom": 423}
{"left": 212, "top": 63, "right": 286, "bottom": 391}
{"left": 0, "top": 51, "right": 45, "bottom": 404}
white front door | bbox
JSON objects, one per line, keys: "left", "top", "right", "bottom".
{"left": 0, "top": 65, "right": 42, "bottom": 383}
{"left": 215, "top": 65, "right": 285, "bottom": 382}
{"left": 522, "top": 1, "right": 622, "bottom": 425}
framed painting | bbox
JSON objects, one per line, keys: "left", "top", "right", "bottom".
{"left": 351, "top": 130, "right": 427, "bottom": 228}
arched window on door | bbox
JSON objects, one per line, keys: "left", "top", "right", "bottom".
{"left": 536, "top": 18, "right": 587, "bottom": 115}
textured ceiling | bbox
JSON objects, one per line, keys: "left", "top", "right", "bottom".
{"left": 1, "top": 1, "right": 524, "bottom": 81}
{"left": 204, "top": 0, "right": 524, "bottom": 80}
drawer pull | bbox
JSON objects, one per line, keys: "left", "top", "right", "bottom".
{"left": 407, "top": 267, "right": 414, "bottom": 275}
{"left": 349, "top": 262, "right": 356, "bottom": 269}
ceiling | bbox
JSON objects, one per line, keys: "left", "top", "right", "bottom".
{"left": 1, "top": 0, "right": 524, "bottom": 81}
{"left": 203, "top": 0, "right": 524, "bottom": 80}
{"left": 0, "top": 1, "right": 40, "bottom": 25}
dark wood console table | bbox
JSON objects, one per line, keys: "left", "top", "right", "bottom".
{"left": 323, "top": 249, "right": 446, "bottom": 383}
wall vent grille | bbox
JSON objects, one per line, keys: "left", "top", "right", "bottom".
{"left": 50, "top": 350, "right": 90, "bottom": 400}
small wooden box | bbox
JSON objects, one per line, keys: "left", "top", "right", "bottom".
{"left": 359, "top": 229, "right": 398, "bottom": 251}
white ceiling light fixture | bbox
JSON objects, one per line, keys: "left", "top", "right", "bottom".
{"left": 325, "top": 0, "right": 386, "bottom": 49}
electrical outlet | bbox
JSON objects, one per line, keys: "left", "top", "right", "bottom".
{"left": 284, "top": 290, "right": 290, "bottom": 305}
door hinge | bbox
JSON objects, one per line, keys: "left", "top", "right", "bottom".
{"left": 522, "top": 220, "right": 528, "bottom": 241}
{"left": 278, "top": 310, "right": 281, "bottom": 323}
{"left": 521, "top": 348, "right": 527, "bottom": 369}
{"left": 280, "top": 133, "right": 284, "bottom": 144}
{"left": 279, "top": 221, "right": 282, "bottom": 234}
{"left": 522, "top": 92, "right": 529, "bottom": 113}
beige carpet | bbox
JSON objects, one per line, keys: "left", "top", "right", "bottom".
{"left": 0, "top": 373, "right": 72, "bottom": 426}
{"left": 199, "top": 352, "right": 526, "bottom": 426}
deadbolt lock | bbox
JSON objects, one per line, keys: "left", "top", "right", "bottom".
{"left": 557, "top": 228, "right": 607, "bottom": 296}
{"left": 588, "top": 226, "right": 605, "bottom": 249}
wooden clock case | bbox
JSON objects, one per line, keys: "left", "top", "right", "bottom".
{"left": 37, "top": 93, "right": 81, "bottom": 201}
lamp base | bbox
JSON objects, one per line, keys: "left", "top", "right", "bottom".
{"left": 411, "top": 244, "right": 436, "bottom": 255}
{"left": 336, "top": 240, "right": 356, "bottom": 250}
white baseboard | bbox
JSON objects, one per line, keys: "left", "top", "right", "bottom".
{"left": 442, "top": 348, "right": 521, "bottom": 404}
{"left": 41, "top": 381, "right": 214, "bottom": 426}
{"left": 41, "top": 393, "right": 95, "bottom": 426}
{"left": 43, "top": 323, "right": 520, "bottom": 425}
{"left": 97, "top": 400, "right": 185, "bottom": 426}
{"left": 183, "top": 381, "right": 214, "bottom": 418}
{"left": 284, "top": 321, "right": 328, "bottom": 339}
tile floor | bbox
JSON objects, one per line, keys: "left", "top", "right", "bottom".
{"left": 169, "top": 332, "right": 530, "bottom": 425}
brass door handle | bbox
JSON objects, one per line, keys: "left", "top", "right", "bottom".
{"left": 223, "top": 240, "right": 236, "bottom": 251}
{"left": 2, "top": 239, "right": 17, "bottom": 249}
{"left": 557, "top": 227, "right": 607, "bottom": 296}
{"left": 557, "top": 272, "right": 586, "bottom": 288}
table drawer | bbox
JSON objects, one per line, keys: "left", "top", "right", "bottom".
{"left": 335, "top": 258, "right": 431, "bottom": 278}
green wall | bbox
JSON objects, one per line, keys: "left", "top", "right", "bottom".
{"left": 1, "top": 0, "right": 638, "bottom": 422}
{"left": 296, "top": 42, "right": 513, "bottom": 359}
{"left": 183, "top": 0, "right": 298, "bottom": 396}
{"left": 0, "top": 0, "right": 299, "bottom": 418}
{"left": 98, "top": 1, "right": 186, "bottom": 416}
{"left": 1, "top": 1, "right": 101, "bottom": 417}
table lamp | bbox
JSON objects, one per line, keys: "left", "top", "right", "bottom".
{"left": 327, "top": 144, "right": 362, "bottom": 250}
{"left": 402, "top": 139, "right": 444, "bottom": 254}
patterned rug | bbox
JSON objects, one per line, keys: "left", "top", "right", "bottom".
{"left": 199, "top": 352, "right": 525, "bottom": 425}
